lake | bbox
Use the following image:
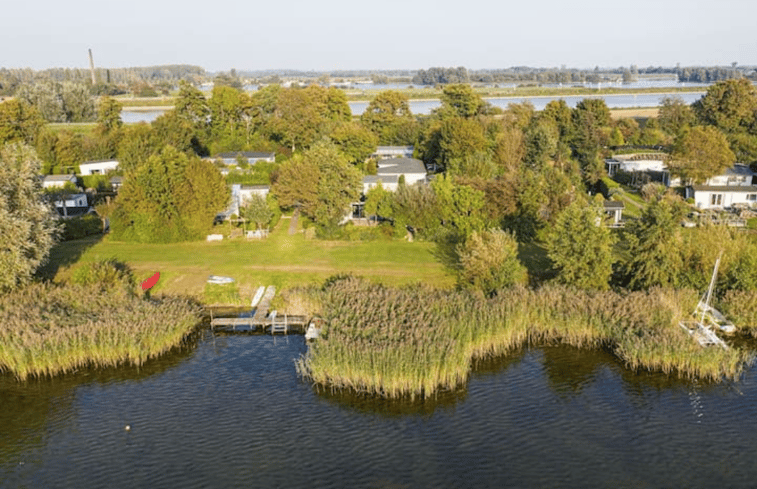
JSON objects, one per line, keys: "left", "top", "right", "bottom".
{"left": 2, "top": 327, "right": 757, "bottom": 488}
{"left": 121, "top": 92, "right": 706, "bottom": 124}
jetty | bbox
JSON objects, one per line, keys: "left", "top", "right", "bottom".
{"left": 210, "top": 286, "right": 308, "bottom": 334}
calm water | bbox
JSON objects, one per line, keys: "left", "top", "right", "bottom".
{"left": 122, "top": 92, "right": 706, "bottom": 123}
{"left": 2, "top": 328, "right": 757, "bottom": 488}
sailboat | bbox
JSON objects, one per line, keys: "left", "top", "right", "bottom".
{"left": 679, "top": 252, "right": 734, "bottom": 350}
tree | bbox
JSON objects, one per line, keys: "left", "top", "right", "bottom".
{"left": 658, "top": 96, "right": 695, "bottom": 136}
{"left": 359, "top": 90, "right": 415, "bottom": 144}
{"left": 0, "top": 99, "right": 44, "bottom": 146}
{"left": 621, "top": 198, "right": 685, "bottom": 290}
{"left": 111, "top": 146, "right": 228, "bottom": 243}
{"left": 330, "top": 122, "right": 378, "bottom": 165}
{"left": 693, "top": 78, "right": 757, "bottom": 134}
{"left": 241, "top": 194, "right": 273, "bottom": 230}
{"left": 545, "top": 197, "right": 617, "bottom": 290}
{"left": 363, "top": 181, "right": 394, "bottom": 219}
{"left": 272, "top": 141, "right": 362, "bottom": 229}
{"left": 670, "top": 125, "right": 735, "bottom": 184}
{"left": 436, "top": 84, "right": 486, "bottom": 118}
{"left": 0, "top": 143, "right": 60, "bottom": 292}
{"left": 117, "top": 123, "right": 159, "bottom": 174}
{"left": 456, "top": 229, "right": 527, "bottom": 295}
{"left": 571, "top": 99, "right": 612, "bottom": 182}
{"left": 431, "top": 174, "right": 486, "bottom": 239}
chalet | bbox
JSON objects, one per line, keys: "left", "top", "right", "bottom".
{"left": 42, "top": 174, "right": 78, "bottom": 189}
{"left": 110, "top": 176, "right": 124, "bottom": 192}
{"left": 690, "top": 164, "right": 757, "bottom": 210}
{"left": 371, "top": 146, "right": 414, "bottom": 160}
{"left": 212, "top": 152, "right": 275, "bottom": 166}
{"left": 79, "top": 159, "right": 119, "bottom": 176}
{"left": 362, "top": 157, "right": 427, "bottom": 193}
{"left": 53, "top": 193, "right": 91, "bottom": 218}
{"left": 605, "top": 153, "right": 675, "bottom": 187}
{"left": 603, "top": 200, "right": 624, "bottom": 227}
{"left": 220, "top": 184, "right": 271, "bottom": 218}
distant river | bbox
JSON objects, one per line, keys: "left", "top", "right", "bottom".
{"left": 3, "top": 328, "right": 757, "bottom": 488}
{"left": 120, "top": 92, "right": 706, "bottom": 124}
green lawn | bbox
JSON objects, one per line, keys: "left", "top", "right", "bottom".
{"left": 46, "top": 218, "right": 454, "bottom": 303}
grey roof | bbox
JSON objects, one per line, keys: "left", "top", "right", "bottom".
{"left": 603, "top": 200, "right": 625, "bottom": 209}
{"left": 43, "top": 174, "right": 77, "bottom": 182}
{"left": 376, "top": 158, "right": 426, "bottom": 176}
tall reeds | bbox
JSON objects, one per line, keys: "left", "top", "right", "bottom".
{"left": 0, "top": 283, "right": 202, "bottom": 380}
{"left": 295, "top": 277, "right": 752, "bottom": 400}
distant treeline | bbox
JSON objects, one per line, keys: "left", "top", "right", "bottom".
{"left": 0, "top": 65, "right": 206, "bottom": 96}
{"left": 412, "top": 65, "right": 756, "bottom": 85}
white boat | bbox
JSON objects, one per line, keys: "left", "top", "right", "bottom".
{"left": 679, "top": 252, "right": 732, "bottom": 349}
{"left": 207, "top": 275, "right": 235, "bottom": 285}
{"left": 305, "top": 317, "right": 324, "bottom": 340}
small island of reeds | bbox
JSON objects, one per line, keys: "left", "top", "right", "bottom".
{"left": 0, "top": 278, "right": 202, "bottom": 381}
{"left": 293, "top": 277, "right": 753, "bottom": 400}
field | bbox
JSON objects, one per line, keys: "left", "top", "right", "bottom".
{"left": 43, "top": 216, "right": 456, "bottom": 305}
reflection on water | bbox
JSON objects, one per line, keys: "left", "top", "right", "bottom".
{"left": 2, "top": 331, "right": 757, "bottom": 488}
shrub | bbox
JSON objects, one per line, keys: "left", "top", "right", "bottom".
{"left": 60, "top": 214, "right": 102, "bottom": 240}
{"left": 70, "top": 258, "right": 135, "bottom": 292}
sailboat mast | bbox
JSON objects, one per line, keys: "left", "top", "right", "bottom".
{"left": 701, "top": 251, "right": 723, "bottom": 323}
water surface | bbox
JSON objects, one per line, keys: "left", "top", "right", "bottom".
{"left": 2, "top": 331, "right": 756, "bottom": 488}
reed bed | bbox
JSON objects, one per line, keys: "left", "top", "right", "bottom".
{"left": 295, "top": 277, "right": 752, "bottom": 399}
{"left": 0, "top": 283, "right": 202, "bottom": 380}
{"left": 719, "top": 290, "right": 757, "bottom": 337}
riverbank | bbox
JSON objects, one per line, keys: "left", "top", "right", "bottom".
{"left": 294, "top": 277, "right": 752, "bottom": 399}
{"left": 0, "top": 282, "right": 202, "bottom": 380}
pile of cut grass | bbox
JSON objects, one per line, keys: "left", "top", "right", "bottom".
{"left": 295, "top": 278, "right": 752, "bottom": 399}
{"left": 0, "top": 283, "right": 202, "bottom": 380}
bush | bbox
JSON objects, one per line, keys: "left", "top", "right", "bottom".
{"left": 60, "top": 214, "right": 102, "bottom": 240}
{"left": 71, "top": 258, "right": 135, "bottom": 292}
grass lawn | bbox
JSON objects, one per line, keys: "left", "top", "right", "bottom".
{"left": 45, "top": 218, "right": 455, "bottom": 303}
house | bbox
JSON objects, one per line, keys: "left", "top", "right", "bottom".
{"left": 371, "top": 146, "right": 414, "bottom": 160}
{"left": 212, "top": 152, "right": 275, "bottom": 166}
{"left": 220, "top": 184, "right": 271, "bottom": 218}
{"left": 79, "top": 159, "right": 119, "bottom": 176}
{"left": 605, "top": 153, "right": 675, "bottom": 187}
{"left": 362, "top": 157, "right": 428, "bottom": 193}
{"left": 53, "top": 193, "right": 91, "bottom": 218}
{"left": 689, "top": 164, "right": 757, "bottom": 210}
{"left": 42, "top": 174, "right": 78, "bottom": 189}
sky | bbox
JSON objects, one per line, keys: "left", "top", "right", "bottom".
{"left": 3, "top": 0, "right": 756, "bottom": 72}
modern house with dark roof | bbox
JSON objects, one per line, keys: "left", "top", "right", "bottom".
{"left": 689, "top": 164, "right": 757, "bottom": 210}
{"left": 362, "top": 157, "right": 428, "bottom": 193}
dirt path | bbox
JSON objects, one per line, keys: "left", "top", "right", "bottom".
{"left": 288, "top": 208, "right": 300, "bottom": 235}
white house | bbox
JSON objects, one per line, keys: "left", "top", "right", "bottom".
{"left": 362, "top": 157, "right": 427, "bottom": 193}
{"left": 371, "top": 146, "right": 414, "bottom": 160}
{"left": 220, "top": 184, "right": 271, "bottom": 218}
{"left": 42, "top": 174, "right": 78, "bottom": 189}
{"left": 79, "top": 159, "right": 119, "bottom": 176}
{"left": 53, "top": 193, "right": 91, "bottom": 218}
{"left": 605, "top": 153, "right": 675, "bottom": 186}
{"left": 690, "top": 164, "right": 757, "bottom": 210}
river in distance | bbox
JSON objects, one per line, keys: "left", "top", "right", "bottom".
{"left": 2, "top": 326, "right": 757, "bottom": 488}
{"left": 121, "top": 92, "right": 706, "bottom": 124}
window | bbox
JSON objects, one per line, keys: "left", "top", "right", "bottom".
{"left": 747, "top": 194, "right": 757, "bottom": 202}
{"left": 711, "top": 194, "right": 723, "bottom": 206}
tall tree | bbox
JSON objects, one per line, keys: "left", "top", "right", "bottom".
{"left": 545, "top": 197, "right": 617, "bottom": 290}
{"left": 0, "top": 99, "right": 44, "bottom": 146}
{"left": 437, "top": 84, "right": 486, "bottom": 118}
{"left": 621, "top": 198, "right": 685, "bottom": 290}
{"left": 330, "top": 122, "right": 378, "bottom": 165}
{"left": 669, "top": 125, "right": 735, "bottom": 184}
{"left": 456, "top": 229, "right": 527, "bottom": 295}
{"left": 693, "top": 78, "right": 757, "bottom": 134}
{"left": 0, "top": 143, "right": 60, "bottom": 292}
{"left": 359, "top": 90, "right": 415, "bottom": 144}
{"left": 658, "top": 96, "right": 695, "bottom": 136}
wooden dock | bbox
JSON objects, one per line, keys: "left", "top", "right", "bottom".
{"left": 210, "top": 285, "right": 308, "bottom": 334}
